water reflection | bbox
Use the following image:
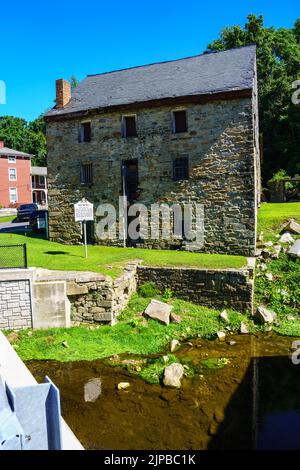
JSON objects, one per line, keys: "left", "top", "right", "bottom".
{"left": 84, "top": 378, "right": 102, "bottom": 403}
{"left": 27, "top": 333, "right": 300, "bottom": 450}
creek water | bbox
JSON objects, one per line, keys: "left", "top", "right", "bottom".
{"left": 27, "top": 333, "right": 300, "bottom": 450}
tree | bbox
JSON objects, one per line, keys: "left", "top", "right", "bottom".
{"left": 207, "top": 14, "right": 300, "bottom": 183}
{"left": 0, "top": 115, "right": 47, "bottom": 166}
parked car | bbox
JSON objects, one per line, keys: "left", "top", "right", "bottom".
{"left": 17, "top": 203, "right": 38, "bottom": 222}
{"left": 29, "top": 209, "right": 48, "bottom": 231}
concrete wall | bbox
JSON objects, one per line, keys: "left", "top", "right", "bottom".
{"left": 46, "top": 96, "right": 259, "bottom": 256}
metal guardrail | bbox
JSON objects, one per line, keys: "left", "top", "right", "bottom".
{"left": 0, "top": 244, "right": 28, "bottom": 269}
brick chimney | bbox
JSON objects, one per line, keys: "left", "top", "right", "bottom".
{"left": 0, "top": 141, "right": 4, "bottom": 148}
{"left": 56, "top": 79, "right": 71, "bottom": 108}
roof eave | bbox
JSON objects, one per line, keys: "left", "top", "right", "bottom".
{"left": 44, "top": 87, "right": 253, "bottom": 122}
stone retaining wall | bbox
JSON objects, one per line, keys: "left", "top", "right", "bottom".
{"left": 137, "top": 265, "right": 254, "bottom": 313}
{"left": 65, "top": 262, "right": 138, "bottom": 325}
{"left": 0, "top": 280, "right": 32, "bottom": 329}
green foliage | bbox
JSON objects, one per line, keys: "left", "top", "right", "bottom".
{"left": 139, "top": 355, "right": 178, "bottom": 384}
{"left": 201, "top": 357, "right": 230, "bottom": 370}
{"left": 161, "top": 288, "right": 174, "bottom": 301}
{"left": 256, "top": 253, "right": 300, "bottom": 317}
{"left": 268, "top": 169, "right": 290, "bottom": 184}
{"left": 207, "top": 14, "right": 300, "bottom": 183}
{"left": 138, "top": 282, "right": 160, "bottom": 298}
{"left": 0, "top": 115, "right": 46, "bottom": 166}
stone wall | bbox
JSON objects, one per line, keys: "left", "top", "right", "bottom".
{"left": 0, "top": 280, "right": 32, "bottom": 329}
{"left": 69, "top": 262, "right": 137, "bottom": 324}
{"left": 46, "top": 96, "right": 259, "bottom": 256}
{"left": 137, "top": 265, "right": 254, "bottom": 314}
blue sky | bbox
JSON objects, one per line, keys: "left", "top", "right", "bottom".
{"left": 0, "top": 0, "right": 298, "bottom": 121}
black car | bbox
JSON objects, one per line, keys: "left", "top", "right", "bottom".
{"left": 17, "top": 203, "right": 38, "bottom": 222}
{"left": 29, "top": 209, "right": 48, "bottom": 231}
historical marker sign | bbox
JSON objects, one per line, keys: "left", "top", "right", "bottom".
{"left": 74, "top": 199, "right": 94, "bottom": 222}
{"left": 74, "top": 199, "right": 94, "bottom": 258}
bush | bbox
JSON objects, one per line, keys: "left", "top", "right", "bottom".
{"left": 138, "top": 282, "right": 160, "bottom": 298}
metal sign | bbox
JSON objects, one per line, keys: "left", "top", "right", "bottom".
{"left": 74, "top": 198, "right": 94, "bottom": 222}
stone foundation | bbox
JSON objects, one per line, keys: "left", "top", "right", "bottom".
{"left": 0, "top": 280, "right": 32, "bottom": 330}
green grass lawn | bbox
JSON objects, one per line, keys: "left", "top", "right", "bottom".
{"left": 258, "top": 202, "right": 300, "bottom": 240}
{"left": 10, "top": 293, "right": 249, "bottom": 362}
{"left": 0, "top": 232, "right": 246, "bottom": 277}
{"left": 0, "top": 216, "right": 16, "bottom": 223}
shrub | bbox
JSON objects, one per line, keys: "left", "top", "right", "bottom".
{"left": 138, "top": 282, "right": 160, "bottom": 298}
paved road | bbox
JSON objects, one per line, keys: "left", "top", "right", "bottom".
{"left": 0, "top": 220, "right": 32, "bottom": 233}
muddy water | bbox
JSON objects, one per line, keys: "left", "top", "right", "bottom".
{"left": 27, "top": 333, "right": 300, "bottom": 450}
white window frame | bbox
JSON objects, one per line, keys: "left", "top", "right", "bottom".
{"left": 9, "top": 167, "right": 17, "bottom": 181}
{"left": 8, "top": 156, "right": 16, "bottom": 164}
{"left": 9, "top": 188, "right": 18, "bottom": 203}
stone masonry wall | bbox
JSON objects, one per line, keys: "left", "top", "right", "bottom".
{"left": 137, "top": 265, "right": 254, "bottom": 314}
{"left": 69, "top": 262, "right": 138, "bottom": 324}
{"left": 0, "top": 280, "right": 32, "bottom": 330}
{"left": 46, "top": 96, "right": 259, "bottom": 256}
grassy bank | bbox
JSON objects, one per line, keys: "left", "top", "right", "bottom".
{"left": 257, "top": 202, "right": 300, "bottom": 240}
{"left": 8, "top": 293, "right": 250, "bottom": 362}
{"left": 0, "top": 216, "right": 16, "bottom": 223}
{"left": 0, "top": 232, "right": 246, "bottom": 278}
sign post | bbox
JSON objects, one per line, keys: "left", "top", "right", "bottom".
{"left": 74, "top": 198, "right": 94, "bottom": 259}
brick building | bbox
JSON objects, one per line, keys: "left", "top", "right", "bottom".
{"left": 45, "top": 46, "right": 260, "bottom": 256}
{"left": 0, "top": 142, "right": 33, "bottom": 207}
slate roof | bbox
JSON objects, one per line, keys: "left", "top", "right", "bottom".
{"left": 0, "top": 146, "right": 33, "bottom": 158}
{"left": 45, "top": 45, "right": 256, "bottom": 118}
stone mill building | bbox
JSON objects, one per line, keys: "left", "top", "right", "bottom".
{"left": 45, "top": 45, "right": 260, "bottom": 256}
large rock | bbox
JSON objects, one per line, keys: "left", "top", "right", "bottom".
{"left": 163, "top": 363, "right": 184, "bottom": 388}
{"left": 144, "top": 299, "right": 173, "bottom": 325}
{"left": 255, "top": 306, "right": 277, "bottom": 324}
{"left": 279, "top": 232, "right": 295, "bottom": 244}
{"left": 288, "top": 240, "right": 300, "bottom": 259}
{"left": 281, "top": 219, "right": 300, "bottom": 235}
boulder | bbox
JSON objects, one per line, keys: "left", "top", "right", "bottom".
{"left": 170, "top": 339, "right": 180, "bottom": 353}
{"left": 240, "top": 322, "right": 249, "bottom": 334}
{"left": 279, "top": 232, "right": 295, "bottom": 244}
{"left": 255, "top": 306, "right": 277, "bottom": 324}
{"left": 170, "top": 312, "right": 182, "bottom": 324}
{"left": 281, "top": 219, "right": 300, "bottom": 235}
{"left": 265, "top": 273, "right": 273, "bottom": 282}
{"left": 163, "top": 363, "right": 184, "bottom": 388}
{"left": 217, "top": 331, "right": 226, "bottom": 342}
{"left": 144, "top": 299, "right": 173, "bottom": 325}
{"left": 117, "top": 382, "right": 130, "bottom": 391}
{"left": 220, "top": 310, "right": 230, "bottom": 324}
{"left": 288, "top": 240, "right": 300, "bottom": 259}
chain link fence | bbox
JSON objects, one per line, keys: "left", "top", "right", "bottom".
{"left": 0, "top": 244, "right": 28, "bottom": 269}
